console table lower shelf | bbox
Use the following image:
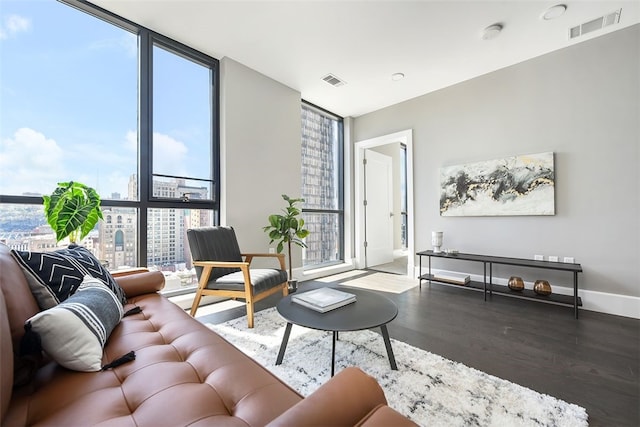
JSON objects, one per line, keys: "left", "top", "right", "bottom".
{"left": 417, "top": 250, "right": 583, "bottom": 318}
{"left": 418, "top": 275, "right": 582, "bottom": 306}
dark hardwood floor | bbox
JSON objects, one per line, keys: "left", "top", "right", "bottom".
{"left": 195, "top": 274, "right": 640, "bottom": 427}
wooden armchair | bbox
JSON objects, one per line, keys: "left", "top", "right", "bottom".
{"left": 186, "top": 226, "right": 289, "bottom": 328}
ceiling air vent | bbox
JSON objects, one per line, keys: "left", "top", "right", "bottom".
{"left": 569, "top": 9, "right": 621, "bottom": 39}
{"left": 322, "top": 73, "right": 346, "bottom": 87}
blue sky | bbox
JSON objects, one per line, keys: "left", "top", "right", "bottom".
{"left": 0, "top": 0, "right": 211, "bottom": 199}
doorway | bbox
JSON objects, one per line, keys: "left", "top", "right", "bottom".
{"left": 355, "top": 130, "right": 414, "bottom": 276}
{"left": 364, "top": 149, "right": 394, "bottom": 267}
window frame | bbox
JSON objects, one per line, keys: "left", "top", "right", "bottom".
{"left": 300, "top": 101, "right": 345, "bottom": 269}
{"left": 148, "top": 36, "right": 218, "bottom": 205}
{"left": 0, "top": 0, "right": 220, "bottom": 267}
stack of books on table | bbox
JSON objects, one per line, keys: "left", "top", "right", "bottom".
{"left": 292, "top": 287, "right": 356, "bottom": 313}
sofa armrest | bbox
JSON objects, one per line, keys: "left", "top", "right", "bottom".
{"left": 266, "top": 367, "right": 391, "bottom": 427}
{"left": 111, "top": 268, "right": 151, "bottom": 277}
{"left": 114, "top": 270, "right": 165, "bottom": 297}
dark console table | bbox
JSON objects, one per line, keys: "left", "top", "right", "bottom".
{"left": 416, "top": 250, "right": 583, "bottom": 318}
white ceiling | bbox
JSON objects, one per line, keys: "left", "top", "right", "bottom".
{"left": 88, "top": 1, "right": 639, "bottom": 118}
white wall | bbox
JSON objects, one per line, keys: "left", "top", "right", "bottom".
{"left": 353, "top": 25, "right": 639, "bottom": 315}
{"left": 220, "top": 57, "right": 303, "bottom": 270}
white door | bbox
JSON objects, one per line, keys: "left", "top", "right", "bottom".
{"left": 364, "top": 149, "right": 394, "bottom": 267}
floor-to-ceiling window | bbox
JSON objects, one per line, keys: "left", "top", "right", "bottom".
{"left": 0, "top": 0, "right": 219, "bottom": 291}
{"left": 300, "top": 102, "right": 343, "bottom": 269}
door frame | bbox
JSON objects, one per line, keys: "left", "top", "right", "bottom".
{"left": 354, "top": 129, "right": 414, "bottom": 276}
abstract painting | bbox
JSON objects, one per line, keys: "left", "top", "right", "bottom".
{"left": 440, "top": 152, "right": 555, "bottom": 216}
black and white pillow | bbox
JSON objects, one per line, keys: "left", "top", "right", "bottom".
{"left": 25, "top": 275, "right": 124, "bottom": 372}
{"left": 11, "top": 244, "right": 126, "bottom": 310}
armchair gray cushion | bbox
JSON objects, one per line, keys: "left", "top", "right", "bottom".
{"left": 215, "top": 269, "right": 289, "bottom": 293}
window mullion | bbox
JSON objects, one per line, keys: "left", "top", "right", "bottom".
{"left": 138, "top": 29, "right": 152, "bottom": 266}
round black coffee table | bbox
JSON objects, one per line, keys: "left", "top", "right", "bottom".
{"left": 275, "top": 285, "right": 398, "bottom": 376}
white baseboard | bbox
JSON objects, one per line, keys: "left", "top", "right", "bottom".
{"left": 577, "top": 289, "right": 640, "bottom": 319}
{"left": 420, "top": 267, "right": 640, "bottom": 320}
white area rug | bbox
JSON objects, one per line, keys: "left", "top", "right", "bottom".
{"left": 206, "top": 308, "right": 588, "bottom": 427}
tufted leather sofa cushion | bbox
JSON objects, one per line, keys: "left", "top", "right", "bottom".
{"left": 3, "top": 290, "right": 303, "bottom": 426}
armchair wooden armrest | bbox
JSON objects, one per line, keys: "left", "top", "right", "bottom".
{"left": 242, "top": 253, "right": 286, "bottom": 270}
{"left": 192, "top": 260, "right": 250, "bottom": 269}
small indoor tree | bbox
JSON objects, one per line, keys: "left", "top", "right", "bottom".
{"left": 43, "top": 181, "right": 103, "bottom": 244}
{"left": 263, "top": 194, "right": 310, "bottom": 288}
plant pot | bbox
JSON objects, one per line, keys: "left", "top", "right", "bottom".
{"left": 288, "top": 280, "right": 298, "bottom": 293}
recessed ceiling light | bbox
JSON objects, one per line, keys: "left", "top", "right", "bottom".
{"left": 391, "top": 73, "right": 405, "bottom": 81}
{"left": 542, "top": 4, "right": 567, "bottom": 20}
{"left": 482, "top": 24, "right": 503, "bottom": 40}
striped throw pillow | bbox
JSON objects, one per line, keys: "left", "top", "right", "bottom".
{"left": 25, "top": 275, "right": 124, "bottom": 372}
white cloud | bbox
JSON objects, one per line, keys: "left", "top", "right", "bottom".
{"left": 153, "top": 132, "right": 188, "bottom": 176}
{"left": 57, "top": 131, "right": 138, "bottom": 198}
{"left": 104, "top": 170, "right": 133, "bottom": 199}
{"left": 0, "top": 128, "right": 65, "bottom": 195}
{"left": 89, "top": 32, "right": 137, "bottom": 58}
{"left": 122, "top": 129, "right": 190, "bottom": 183}
{"left": 125, "top": 130, "right": 137, "bottom": 153}
{"left": 0, "top": 128, "right": 189, "bottom": 197}
{"left": 0, "top": 14, "right": 31, "bottom": 40}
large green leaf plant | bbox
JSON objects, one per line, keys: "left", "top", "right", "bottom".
{"left": 43, "top": 181, "right": 103, "bottom": 244}
{"left": 263, "top": 194, "right": 310, "bottom": 280}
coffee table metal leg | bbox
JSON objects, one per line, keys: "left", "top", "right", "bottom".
{"left": 276, "top": 322, "right": 293, "bottom": 365}
{"left": 380, "top": 325, "right": 397, "bottom": 370}
{"left": 331, "top": 331, "right": 337, "bottom": 377}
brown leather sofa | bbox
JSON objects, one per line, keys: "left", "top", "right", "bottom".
{"left": 0, "top": 244, "right": 417, "bottom": 426}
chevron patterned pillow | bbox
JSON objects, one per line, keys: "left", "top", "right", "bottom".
{"left": 25, "top": 275, "right": 125, "bottom": 372}
{"left": 11, "top": 245, "right": 127, "bottom": 310}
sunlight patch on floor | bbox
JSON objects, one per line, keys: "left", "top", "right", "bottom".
{"left": 315, "top": 270, "right": 368, "bottom": 283}
{"left": 340, "top": 272, "right": 417, "bottom": 294}
{"left": 315, "top": 270, "right": 417, "bottom": 294}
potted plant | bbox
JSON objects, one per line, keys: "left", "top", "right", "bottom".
{"left": 263, "top": 194, "right": 310, "bottom": 291}
{"left": 43, "top": 181, "right": 103, "bottom": 244}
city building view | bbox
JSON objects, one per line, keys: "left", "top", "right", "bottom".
{"left": 0, "top": 175, "right": 212, "bottom": 293}
{"left": 300, "top": 104, "right": 343, "bottom": 267}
